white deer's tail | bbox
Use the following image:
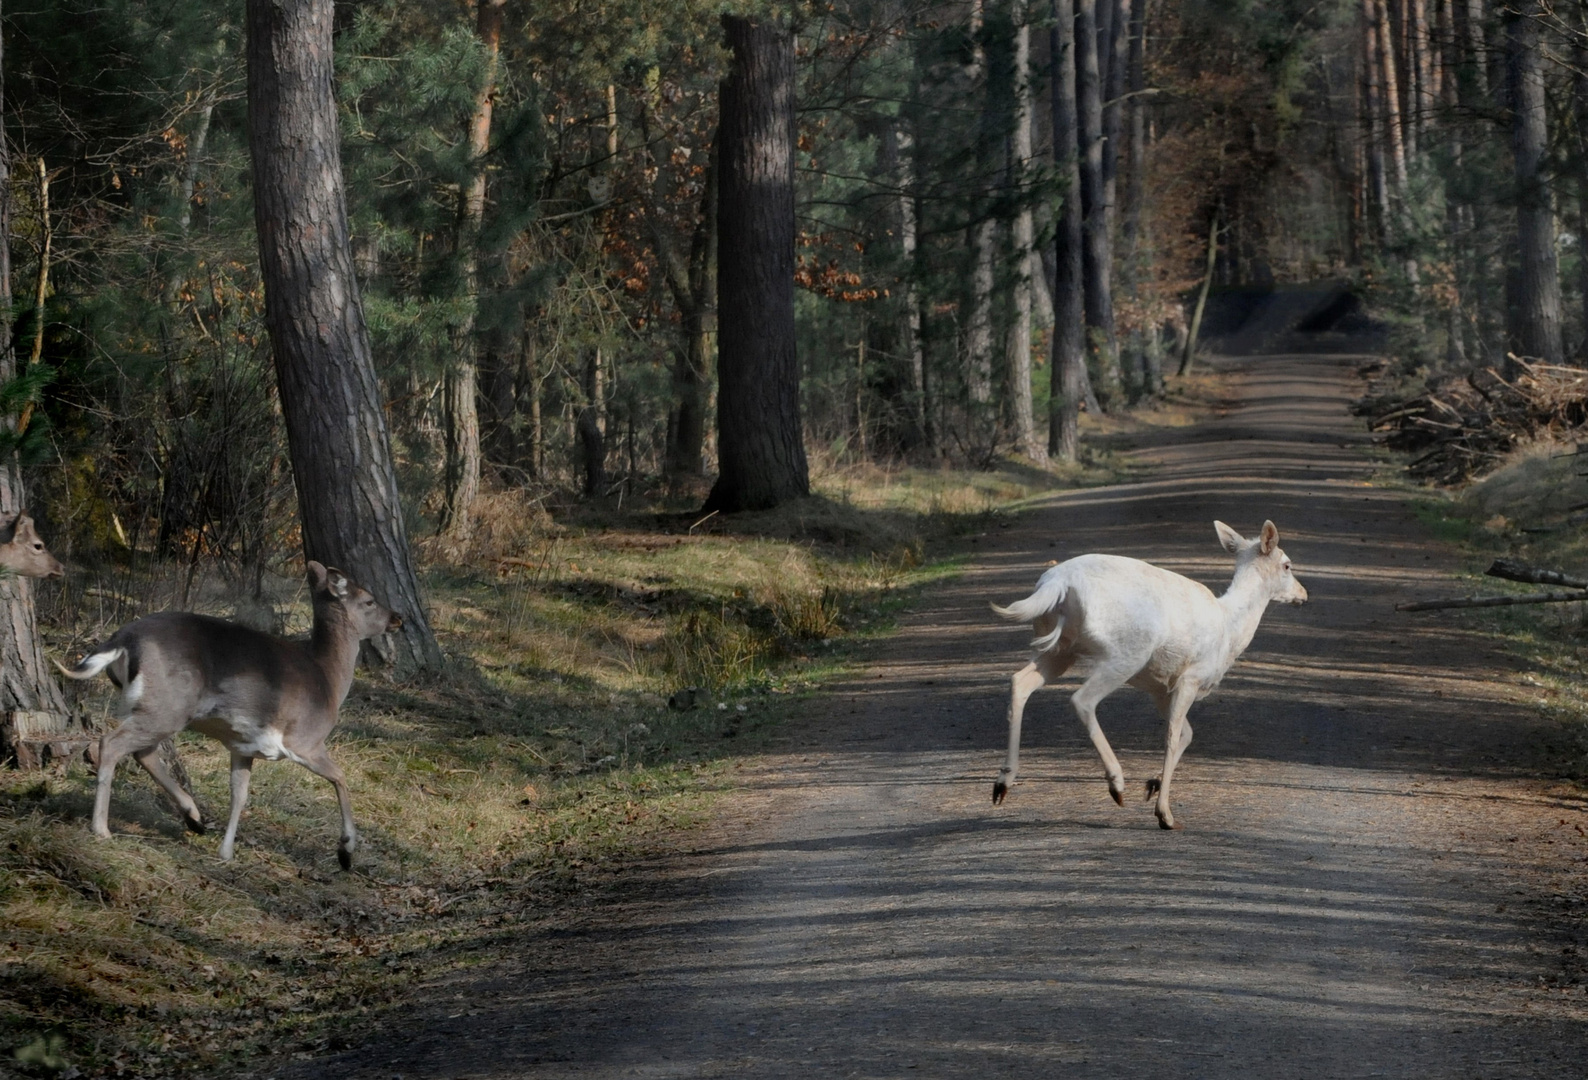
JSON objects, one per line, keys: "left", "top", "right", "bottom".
{"left": 990, "top": 571, "right": 1067, "bottom": 651}
{"left": 55, "top": 646, "right": 126, "bottom": 681}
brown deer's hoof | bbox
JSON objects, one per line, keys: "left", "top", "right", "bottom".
{"left": 992, "top": 781, "right": 1008, "bottom": 805}
{"left": 184, "top": 813, "right": 207, "bottom": 836}
{"left": 1145, "top": 777, "right": 1161, "bottom": 799}
{"left": 1157, "top": 816, "right": 1181, "bottom": 831}
{"left": 338, "top": 847, "right": 353, "bottom": 871}
{"left": 1110, "top": 787, "right": 1124, "bottom": 807}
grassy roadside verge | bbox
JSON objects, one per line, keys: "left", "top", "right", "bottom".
{"left": 1397, "top": 445, "right": 1588, "bottom": 777}
{"left": 3, "top": 448, "right": 1148, "bottom": 1078}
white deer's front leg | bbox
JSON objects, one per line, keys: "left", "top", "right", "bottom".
{"left": 1153, "top": 679, "right": 1199, "bottom": 830}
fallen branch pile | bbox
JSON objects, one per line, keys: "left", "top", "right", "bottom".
{"left": 1397, "top": 559, "right": 1588, "bottom": 612}
{"left": 1359, "top": 358, "right": 1588, "bottom": 484}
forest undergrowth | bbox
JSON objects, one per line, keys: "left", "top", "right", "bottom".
{"left": 0, "top": 431, "right": 1161, "bottom": 1078}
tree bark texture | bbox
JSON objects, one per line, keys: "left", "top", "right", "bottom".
{"left": 1049, "top": 0, "right": 1085, "bottom": 462}
{"left": 705, "top": 16, "right": 809, "bottom": 513}
{"left": 246, "top": 0, "right": 442, "bottom": 672}
{"left": 0, "top": 7, "right": 69, "bottom": 731}
{"left": 1007, "top": 9, "right": 1041, "bottom": 461}
{"left": 1075, "top": 0, "right": 1121, "bottom": 407}
{"left": 442, "top": 0, "right": 504, "bottom": 542}
{"left": 1505, "top": 0, "right": 1562, "bottom": 365}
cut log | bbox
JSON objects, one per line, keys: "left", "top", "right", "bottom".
{"left": 1485, "top": 558, "right": 1588, "bottom": 589}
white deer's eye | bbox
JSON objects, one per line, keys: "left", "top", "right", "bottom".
{"left": 1282, "top": 561, "right": 1291, "bottom": 571}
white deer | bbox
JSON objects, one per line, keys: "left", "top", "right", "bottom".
{"left": 57, "top": 561, "right": 401, "bottom": 868}
{"left": 990, "top": 520, "right": 1306, "bottom": 829}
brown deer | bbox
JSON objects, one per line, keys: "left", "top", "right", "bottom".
{"left": 58, "top": 561, "right": 401, "bottom": 869}
{"left": 0, "top": 513, "right": 64, "bottom": 579}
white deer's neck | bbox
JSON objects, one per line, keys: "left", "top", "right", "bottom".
{"left": 1217, "top": 568, "right": 1271, "bottom": 664}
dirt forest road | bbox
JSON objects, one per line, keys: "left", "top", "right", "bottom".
{"left": 299, "top": 352, "right": 1588, "bottom": 1078}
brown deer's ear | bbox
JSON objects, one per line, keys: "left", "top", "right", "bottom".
{"left": 306, "top": 561, "right": 329, "bottom": 592}
{"left": 1259, "top": 520, "right": 1279, "bottom": 555}
{"left": 325, "top": 568, "right": 351, "bottom": 599}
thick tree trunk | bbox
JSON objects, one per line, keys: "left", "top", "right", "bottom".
{"left": 1505, "top": 0, "right": 1562, "bottom": 366}
{"left": 442, "top": 0, "right": 503, "bottom": 543}
{"left": 1007, "top": 8, "right": 1041, "bottom": 461}
{"left": 1049, "top": 0, "right": 1086, "bottom": 462}
{"left": 246, "top": 0, "right": 442, "bottom": 673}
{"left": 1076, "top": 0, "right": 1121, "bottom": 406}
{"left": 705, "top": 16, "right": 809, "bottom": 512}
{"left": 0, "top": 10, "right": 69, "bottom": 736}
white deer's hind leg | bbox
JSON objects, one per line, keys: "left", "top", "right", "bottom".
{"left": 993, "top": 651, "right": 1073, "bottom": 805}
{"left": 1153, "top": 679, "right": 1199, "bottom": 830}
{"left": 219, "top": 753, "right": 254, "bottom": 861}
{"left": 1070, "top": 662, "right": 1134, "bottom": 806}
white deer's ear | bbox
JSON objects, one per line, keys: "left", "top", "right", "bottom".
{"left": 306, "top": 561, "right": 329, "bottom": 592}
{"left": 1259, "top": 520, "right": 1279, "bottom": 555}
{"left": 1214, "top": 521, "right": 1244, "bottom": 553}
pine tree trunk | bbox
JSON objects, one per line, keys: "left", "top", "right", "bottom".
{"left": 442, "top": 0, "right": 503, "bottom": 543}
{"left": 1123, "top": 0, "right": 1151, "bottom": 393}
{"left": 1101, "top": 0, "right": 1130, "bottom": 225}
{"left": 1505, "top": 0, "right": 1562, "bottom": 367}
{"left": 705, "top": 15, "right": 809, "bottom": 513}
{"left": 965, "top": 0, "right": 996, "bottom": 423}
{"left": 1076, "top": 0, "right": 1121, "bottom": 406}
{"left": 653, "top": 127, "right": 717, "bottom": 478}
{"left": 1007, "top": 8, "right": 1041, "bottom": 461}
{"left": 1050, "top": 0, "right": 1086, "bottom": 462}
{"left": 1410, "top": 0, "right": 1434, "bottom": 150}
{"left": 246, "top": 0, "right": 442, "bottom": 673}
{"left": 1575, "top": 30, "right": 1588, "bottom": 355}
{"left": 1363, "top": 0, "right": 1391, "bottom": 238}
{"left": 0, "top": 10, "right": 70, "bottom": 744}
{"left": 1371, "top": 0, "right": 1410, "bottom": 193}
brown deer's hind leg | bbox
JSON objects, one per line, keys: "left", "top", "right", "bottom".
{"left": 133, "top": 745, "right": 206, "bottom": 833}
